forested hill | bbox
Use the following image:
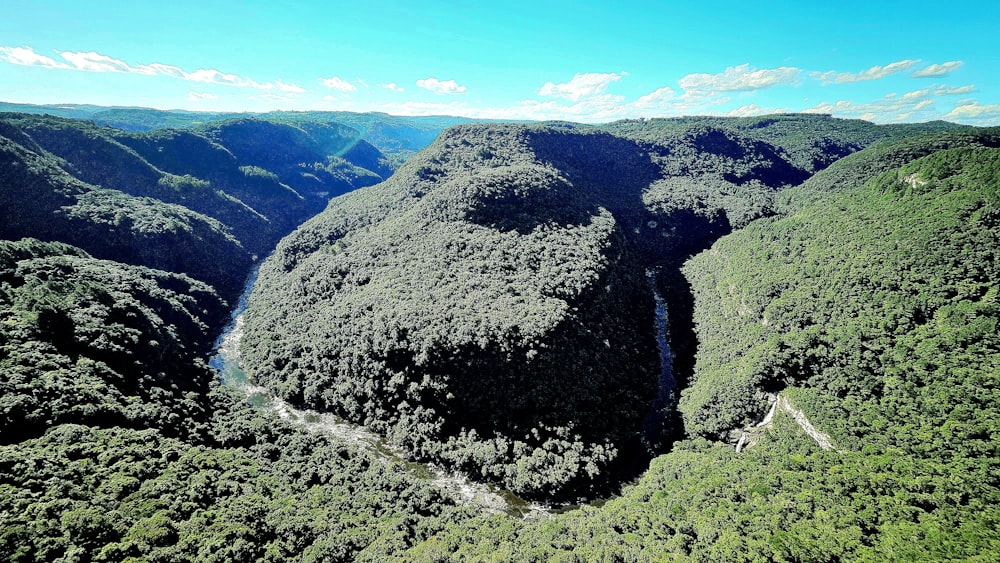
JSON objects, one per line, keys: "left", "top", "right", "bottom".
{"left": 0, "top": 239, "right": 464, "bottom": 561}
{"left": 0, "top": 101, "right": 477, "bottom": 166}
{"left": 242, "top": 114, "right": 961, "bottom": 499}
{"left": 0, "top": 111, "right": 472, "bottom": 561}
{"left": 398, "top": 125, "right": 1000, "bottom": 561}
{"left": 0, "top": 113, "right": 394, "bottom": 300}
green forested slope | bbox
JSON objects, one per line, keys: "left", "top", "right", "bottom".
{"left": 0, "top": 113, "right": 395, "bottom": 298}
{"left": 0, "top": 102, "right": 475, "bottom": 166}
{"left": 681, "top": 145, "right": 1000, "bottom": 440}
{"left": 1, "top": 115, "right": 268, "bottom": 236}
{"left": 400, "top": 130, "right": 1000, "bottom": 562}
{"left": 0, "top": 239, "right": 229, "bottom": 443}
{"left": 1, "top": 422, "right": 463, "bottom": 562}
{"left": 601, "top": 114, "right": 964, "bottom": 232}
{"left": 0, "top": 130, "right": 253, "bottom": 298}
{"left": 778, "top": 127, "right": 1000, "bottom": 212}
{"left": 410, "top": 418, "right": 997, "bottom": 561}
{"left": 111, "top": 127, "right": 307, "bottom": 252}
{"left": 0, "top": 240, "right": 461, "bottom": 560}
{"left": 0, "top": 112, "right": 471, "bottom": 561}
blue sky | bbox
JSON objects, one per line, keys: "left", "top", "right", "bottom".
{"left": 1, "top": 0, "right": 998, "bottom": 124}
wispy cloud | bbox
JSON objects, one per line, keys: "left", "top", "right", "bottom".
{"left": 725, "top": 103, "right": 777, "bottom": 117}
{"left": 374, "top": 100, "right": 477, "bottom": 118}
{"left": 188, "top": 91, "right": 217, "bottom": 102}
{"left": 0, "top": 45, "right": 303, "bottom": 92}
{"left": 181, "top": 69, "right": 258, "bottom": 88}
{"left": 679, "top": 64, "right": 799, "bottom": 93}
{"left": 59, "top": 50, "right": 154, "bottom": 74}
{"left": 812, "top": 59, "right": 919, "bottom": 85}
{"left": 805, "top": 88, "right": 939, "bottom": 122}
{"left": 636, "top": 86, "right": 675, "bottom": 104}
{"left": 625, "top": 86, "right": 678, "bottom": 114}
{"left": 622, "top": 86, "right": 745, "bottom": 119}
{"left": 935, "top": 84, "right": 975, "bottom": 95}
{"left": 416, "top": 78, "right": 467, "bottom": 94}
{"left": 320, "top": 76, "right": 356, "bottom": 92}
{"left": 539, "top": 72, "right": 624, "bottom": 101}
{"left": 3, "top": 43, "right": 994, "bottom": 127}
{"left": 912, "top": 61, "right": 963, "bottom": 77}
{"left": 252, "top": 93, "right": 298, "bottom": 103}
{"left": 275, "top": 80, "right": 305, "bottom": 93}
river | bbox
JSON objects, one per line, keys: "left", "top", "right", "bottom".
{"left": 210, "top": 265, "right": 676, "bottom": 516}
{"left": 641, "top": 270, "right": 676, "bottom": 453}
{"left": 209, "top": 266, "right": 548, "bottom": 518}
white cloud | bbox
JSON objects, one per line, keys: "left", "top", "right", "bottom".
{"left": 376, "top": 100, "right": 469, "bottom": 116}
{"left": 812, "top": 59, "right": 919, "bottom": 85}
{"left": 188, "top": 91, "right": 217, "bottom": 101}
{"left": 185, "top": 68, "right": 251, "bottom": 87}
{"left": 59, "top": 50, "right": 150, "bottom": 74}
{"left": 0, "top": 45, "right": 302, "bottom": 92}
{"left": 804, "top": 88, "right": 942, "bottom": 123}
{"left": 376, "top": 93, "right": 630, "bottom": 122}
{"left": 252, "top": 93, "right": 298, "bottom": 102}
{"left": 416, "top": 77, "right": 467, "bottom": 94}
{"left": 725, "top": 103, "right": 775, "bottom": 117}
{"left": 912, "top": 61, "right": 963, "bottom": 78}
{"left": 539, "top": 72, "right": 623, "bottom": 101}
{"left": 0, "top": 46, "right": 70, "bottom": 68}
{"left": 320, "top": 76, "right": 356, "bottom": 91}
{"left": 624, "top": 86, "right": 687, "bottom": 116}
{"left": 901, "top": 88, "right": 930, "bottom": 100}
{"left": 381, "top": 82, "right": 404, "bottom": 92}
{"left": 679, "top": 64, "right": 799, "bottom": 93}
{"left": 139, "top": 63, "right": 186, "bottom": 78}
{"left": 636, "top": 86, "right": 675, "bottom": 104}
{"left": 935, "top": 84, "right": 976, "bottom": 96}
{"left": 943, "top": 101, "right": 1000, "bottom": 124}
{"left": 275, "top": 80, "right": 305, "bottom": 93}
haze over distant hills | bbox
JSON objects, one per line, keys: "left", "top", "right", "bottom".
{"left": 0, "top": 101, "right": 484, "bottom": 165}
{"left": 1, "top": 107, "right": 998, "bottom": 561}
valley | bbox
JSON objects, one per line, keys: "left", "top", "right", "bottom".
{"left": 1, "top": 106, "right": 998, "bottom": 561}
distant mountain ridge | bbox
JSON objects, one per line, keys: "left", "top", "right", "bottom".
{"left": 0, "top": 101, "right": 487, "bottom": 166}
{"left": 0, "top": 112, "right": 403, "bottom": 300}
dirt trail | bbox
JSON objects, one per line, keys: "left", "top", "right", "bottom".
{"left": 736, "top": 393, "right": 837, "bottom": 452}
{"left": 777, "top": 395, "right": 836, "bottom": 451}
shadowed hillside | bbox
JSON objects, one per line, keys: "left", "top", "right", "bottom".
{"left": 0, "top": 113, "right": 394, "bottom": 300}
